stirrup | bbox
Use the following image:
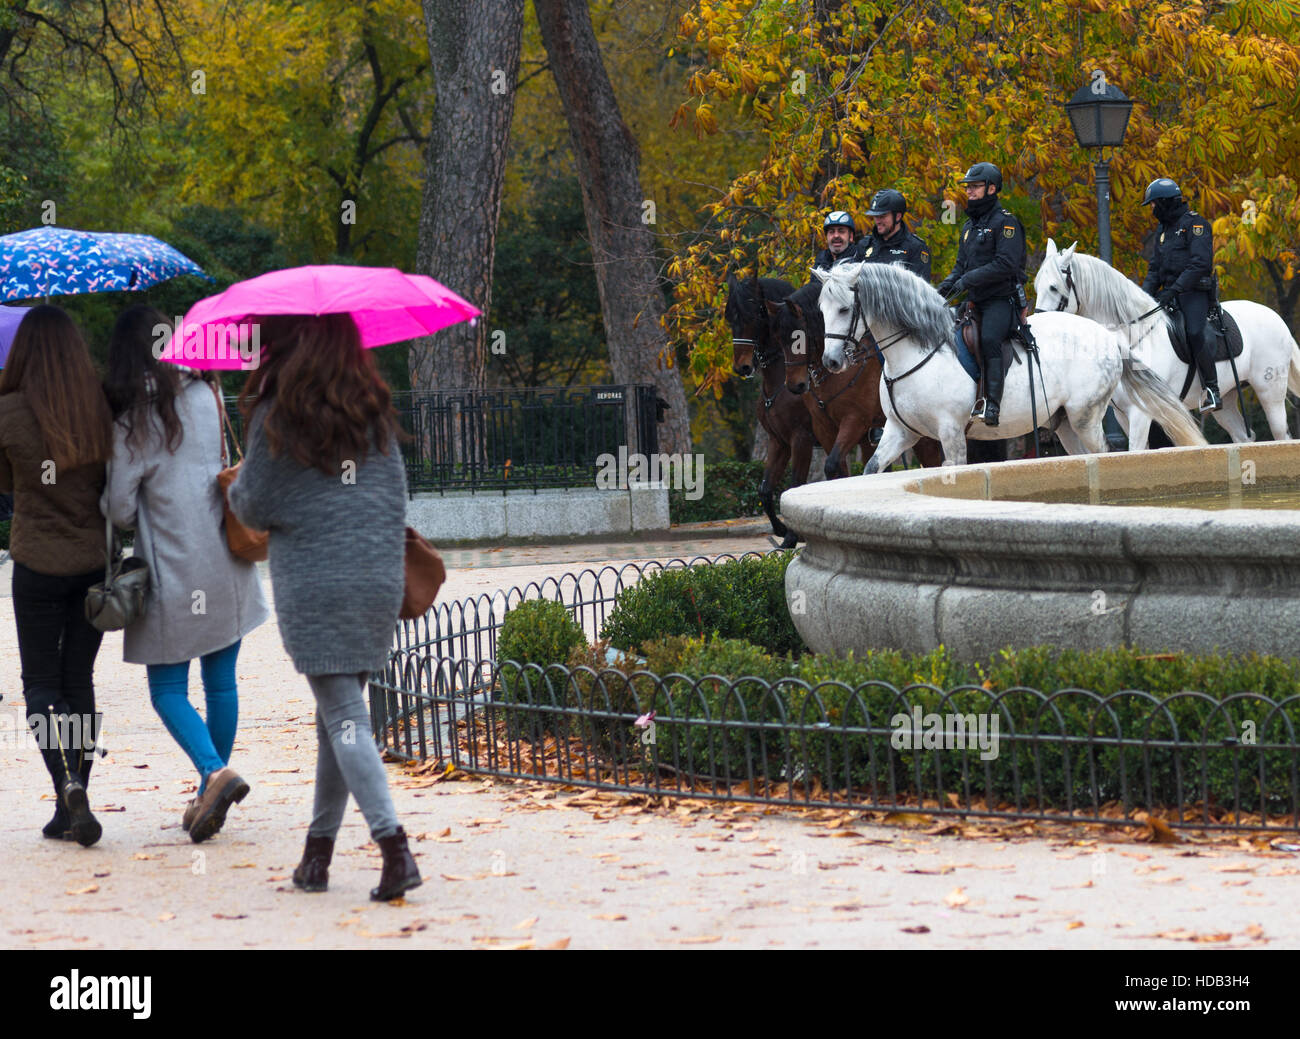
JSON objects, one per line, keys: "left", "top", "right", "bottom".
{"left": 1199, "top": 388, "right": 1222, "bottom": 413}
{"left": 970, "top": 397, "right": 988, "bottom": 420}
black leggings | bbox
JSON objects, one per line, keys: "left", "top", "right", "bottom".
{"left": 12, "top": 562, "right": 105, "bottom": 789}
{"left": 1178, "top": 290, "right": 1217, "bottom": 391}
{"left": 977, "top": 298, "right": 1017, "bottom": 363}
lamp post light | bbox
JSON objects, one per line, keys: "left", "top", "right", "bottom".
{"left": 1064, "top": 73, "right": 1134, "bottom": 264}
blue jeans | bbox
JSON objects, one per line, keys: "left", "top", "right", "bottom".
{"left": 147, "top": 640, "right": 242, "bottom": 793}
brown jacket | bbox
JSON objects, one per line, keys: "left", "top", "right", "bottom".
{"left": 0, "top": 392, "right": 107, "bottom": 576}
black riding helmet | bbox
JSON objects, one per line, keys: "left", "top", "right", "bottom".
{"left": 1141, "top": 178, "right": 1182, "bottom": 205}
{"left": 824, "top": 210, "right": 856, "bottom": 233}
{"left": 865, "top": 189, "right": 907, "bottom": 217}
{"left": 958, "top": 162, "right": 1002, "bottom": 191}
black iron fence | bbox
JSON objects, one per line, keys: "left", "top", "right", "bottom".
{"left": 220, "top": 384, "right": 661, "bottom": 495}
{"left": 369, "top": 554, "right": 1300, "bottom": 834}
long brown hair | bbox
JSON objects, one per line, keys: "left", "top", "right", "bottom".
{"left": 238, "top": 312, "right": 402, "bottom": 474}
{"left": 104, "top": 304, "right": 184, "bottom": 457}
{"left": 0, "top": 305, "right": 114, "bottom": 469}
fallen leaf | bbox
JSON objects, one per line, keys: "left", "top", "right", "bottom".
{"left": 515, "top": 916, "right": 539, "bottom": 931}
{"left": 540, "top": 937, "right": 571, "bottom": 950}
{"left": 66, "top": 884, "right": 99, "bottom": 895}
{"left": 1066, "top": 921, "right": 1085, "bottom": 930}
{"left": 591, "top": 913, "right": 626, "bottom": 921}
{"left": 900, "top": 925, "right": 930, "bottom": 934}
{"left": 677, "top": 935, "right": 722, "bottom": 944}
{"left": 440, "top": 874, "right": 469, "bottom": 882}
{"left": 1135, "top": 812, "right": 1180, "bottom": 844}
{"left": 436, "top": 827, "right": 451, "bottom": 838}
{"left": 157, "top": 913, "right": 175, "bottom": 922}
{"left": 212, "top": 913, "right": 248, "bottom": 920}
{"left": 944, "top": 887, "right": 969, "bottom": 908}
{"left": 1211, "top": 862, "right": 1257, "bottom": 873}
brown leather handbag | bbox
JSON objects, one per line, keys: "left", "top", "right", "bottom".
{"left": 211, "top": 383, "right": 269, "bottom": 563}
{"left": 400, "top": 526, "right": 445, "bottom": 619}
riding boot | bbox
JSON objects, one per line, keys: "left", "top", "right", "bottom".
{"left": 980, "top": 348, "right": 1005, "bottom": 427}
{"left": 1193, "top": 341, "right": 1221, "bottom": 412}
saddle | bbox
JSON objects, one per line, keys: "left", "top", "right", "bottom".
{"left": 1168, "top": 306, "right": 1242, "bottom": 365}
{"left": 952, "top": 302, "right": 1025, "bottom": 384}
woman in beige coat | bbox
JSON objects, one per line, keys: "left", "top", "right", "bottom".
{"left": 103, "top": 306, "right": 269, "bottom": 843}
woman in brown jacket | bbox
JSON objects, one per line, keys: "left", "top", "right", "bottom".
{"left": 0, "top": 305, "right": 115, "bottom": 846}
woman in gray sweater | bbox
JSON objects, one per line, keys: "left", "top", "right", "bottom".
{"left": 227, "top": 312, "right": 420, "bottom": 902}
{"left": 103, "top": 306, "right": 269, "bottom": 843}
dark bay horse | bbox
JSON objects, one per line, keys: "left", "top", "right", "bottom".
{"left": 768, "top": 281, "right": 944, "bottom": 476}
{"left": 726, "top": 274, "right": 817, "bottom": 548}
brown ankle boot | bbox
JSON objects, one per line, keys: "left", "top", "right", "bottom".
{"left": 369, "top": 826, "right": 422, "bottom": 901}
{"left": 293, "top": 835, "right": 334, "bottom": 892}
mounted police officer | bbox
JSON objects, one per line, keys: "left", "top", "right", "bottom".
{"left": 861, "top": 189, "right": 931, "bottom": 281}
{"left": 1140, "top": 177, "right": 1220, "bottom": 412}
{"left": 814, "top": 211, "right": 866, "bottom": 271}
{"left": 937, "top": 162, "right": 1027, "bottom": 427}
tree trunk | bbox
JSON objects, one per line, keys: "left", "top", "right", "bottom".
{"left": 533, "top": 0, "right": 692, "bottom": 455}
{"left": 410, "top": 0, "right": 525, "bottom": 394}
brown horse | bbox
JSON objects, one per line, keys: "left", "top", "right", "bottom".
{"left": 726, "top": 274, "right": 817, "bottom": 548}
{"left": 768, "top": 281, "right": 945, "bottom": 477}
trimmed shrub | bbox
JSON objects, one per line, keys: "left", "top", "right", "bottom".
{"left": 668, "top": 460, "right": 767, "bottom": 524}
{"left": 495, "top": 599, "right": 588, "bottom": 737}
{"left": 600, "top": 552, "right": 802, "bottom": 657}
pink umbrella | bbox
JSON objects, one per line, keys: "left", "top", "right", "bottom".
{"left": 159, "top": 265, "right": 480, "bottom": 370}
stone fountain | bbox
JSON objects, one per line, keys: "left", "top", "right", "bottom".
{"left": 780, "top": 442, "right": 1300, "bottom": 661}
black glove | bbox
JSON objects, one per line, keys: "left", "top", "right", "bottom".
{"left": 945, "top": 277, "right": 966, "bottom": 301}
{"left": 1157, "top": 287, "right": 1178, "bottom": 308}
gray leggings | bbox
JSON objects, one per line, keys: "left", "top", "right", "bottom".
{"left": 306, "top": 672, "right": 399, "bottom": 841}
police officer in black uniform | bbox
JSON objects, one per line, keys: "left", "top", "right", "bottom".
{"left": 937, "top": 162, "right": 1027, "bottom": 427}
{"left": 1140, "top": 177, "right": 1220, "bottom": 412}
{"left": 861, "top": 189, "right": 931, "bottom": 281}
{"left": 814, "top": 211, "right": 866, "bottom": 271}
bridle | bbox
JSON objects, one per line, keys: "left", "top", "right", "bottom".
{"left": 1054, "top": 264, "right": 1077, "bottom": 312}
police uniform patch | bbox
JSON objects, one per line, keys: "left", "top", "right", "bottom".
{"left": 865, "top": 247, "right": 873, "bottom": 257}
{"left": 963, "top": 229, "right": 969, "bottom": 242}
{"left": 1003, "top": 225, "right": 1015, "bottom": 238}
{"left": 1160, "top": 232, "right": 1165, "bottom": 243}
{"left": 920, "top": 251, "right": 929, "bottom": 261}
{"left": 1192, "top": 224, "right": 1204, "bottom": 236}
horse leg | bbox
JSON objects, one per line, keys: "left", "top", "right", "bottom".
{"left": 911, "top": 437, "right": 944, "bottom": 468}
{"left": 826, "top": 414, "right": 867, "bottom": 480}
{"left": 1054, "top": 424, "right": 1085, "bottom": 455}
{"left": 1061, "top": 413, "right": 1108, "bottom": 455}
{"left": 1258, "top": 383, "right": 1292, "bottom": 441}
{"left": 1209, "top": 392, "right": 1251, "bottom": 442}
{"left": 864, "top": 422, "right": 919, "bottom": 476}
{"left": 759, "top": 438, "right": 792, "bottom": 538}
{"left": 780, "top": 430, "right": 815, "bottom": 548}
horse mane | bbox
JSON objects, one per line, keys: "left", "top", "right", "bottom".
{"left": 728, "top": 276, "right": 796, "bottom": 325}
{"left": 821, "top": 262, "right": 952, "bottom": 350}
{"left": 1067, "top": 251, "right": 1173, "bottom": 331}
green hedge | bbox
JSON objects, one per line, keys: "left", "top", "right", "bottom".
{"left": 669, "top": 459, "right": 767, "bottom": 524}
{"left": 599, "top": 551, "right": 802, "bottom": 657}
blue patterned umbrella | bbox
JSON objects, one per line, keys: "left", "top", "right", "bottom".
{"left": 0, "top": 227, "right": 210, "bottom": 302}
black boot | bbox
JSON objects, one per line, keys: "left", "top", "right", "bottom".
{"left": 974, "top": 348, "right": 1005, "bottom": 427}
{"left": 369, "top": 826, "right": 422, "bottom": 901}
{"left": 293, "top": 835, "right": 335, "bottom": 892}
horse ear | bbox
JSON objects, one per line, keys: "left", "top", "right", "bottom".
{"left": 789, "top": 300, "right": 804, "bottom": 319}
{"left": 727, "top": 272, "right": 737, "bottom": 290}
{"left": 811, "top": 267, "right": 828, "bottom": 284}
{"left": 1060, "top": 241, "right": 1078, "bottom": 264}
{"left": 763, "top": 299, "right": 782, "bottom": 317}
{"left": 1044, "top": 238, "right": 1057, "bottom": 257}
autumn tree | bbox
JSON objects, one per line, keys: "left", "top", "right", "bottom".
{"left": 666, "top": 0, "right": 1300, "bottom": 392}
{"left": 535, "top": 0, "right": 692, "bottom": 454}
{"left": 410, "top": 0, "right": 526, "bottom": 395}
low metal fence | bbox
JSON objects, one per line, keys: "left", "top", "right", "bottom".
{"left": 368, "top": 554, "right": 1300, "bottom": 833}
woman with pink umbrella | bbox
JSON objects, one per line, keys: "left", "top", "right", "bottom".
{"left": 169, "top": 266, "right": 477, "bottom": 900}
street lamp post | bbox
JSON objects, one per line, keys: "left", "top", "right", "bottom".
{"left": 1064, "top": 73, "right": 1134, "bottom": 264}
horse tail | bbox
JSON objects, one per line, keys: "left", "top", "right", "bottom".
{"left": 1119, "top": 358, "right": 1208, "bottom": 447}
{"left": 1287, "top": 333, "right": 1300, "bottom": 399}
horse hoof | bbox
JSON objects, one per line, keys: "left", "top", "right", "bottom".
{"left": 779, "top": 533, "right": 799, "bottom": 550}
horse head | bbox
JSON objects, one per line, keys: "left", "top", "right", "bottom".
{"left": 815, "top": 264, "right": 866, "bottom": 373}
{"left": 725, "top": 272, "right": 767, "bottom": 378}
{"left": 767, "top": 282, "right": 823, "bottom": 395}
{"left": 1033, "top": 238, "right": 1079, "bottom": 314}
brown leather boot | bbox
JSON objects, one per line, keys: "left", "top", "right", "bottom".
{"left": 293, "top": 835, "right": 334, "bottom": 892}
{"left": 189, "top": 767, "right": 250, "bottom": 843}
{"left": 369, "top": 826, "right": 422, "bottom": 901}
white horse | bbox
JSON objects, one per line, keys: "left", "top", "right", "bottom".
{"left": 815, "top": 261, "right": 1206, "bottom": 470}
{"left": 1034, "top": 239, "right": 1300, "bottom": 446}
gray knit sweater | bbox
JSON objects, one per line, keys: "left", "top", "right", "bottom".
{"left": 226, "top": 404, "right": 406, "bottom": 675}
